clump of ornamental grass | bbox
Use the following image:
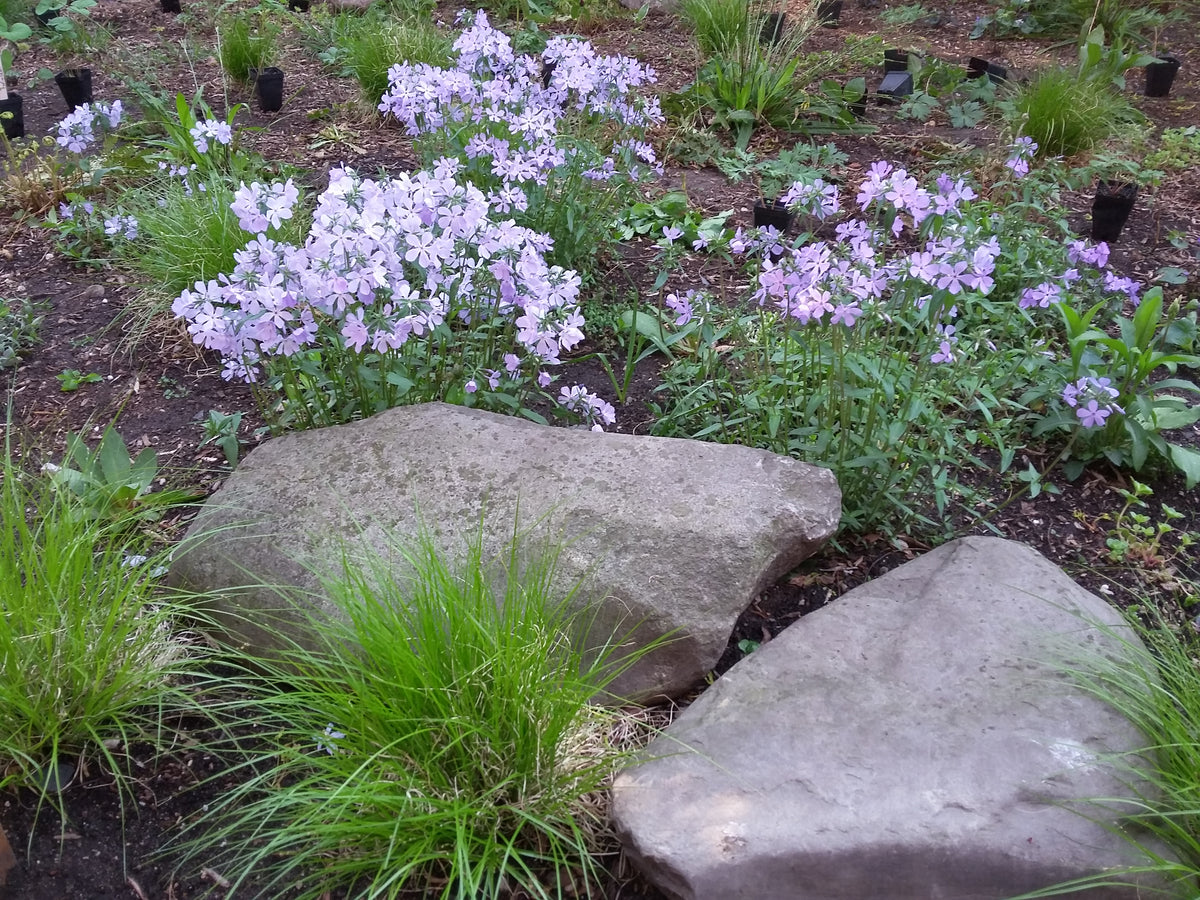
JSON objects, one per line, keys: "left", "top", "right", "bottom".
{"left": 1005, "top": 66, "right": 1135, "bottom": 158}
{"left": 343, "top": 13, "right": 454, "bottom": 105}
{"left": 0, "top": 428, "right": 209, "bottom": 811}
{"left": 1009, "top": 601, "right": 1200, "bottom": 898}
{"left": 174, "top": 523, "right": 658, "bottom": 900}
{"left": 217, "top": 13, "right": 280, "bottom": 83}
{"left": 679, "top": 0, "right": 751, "bottom": 58}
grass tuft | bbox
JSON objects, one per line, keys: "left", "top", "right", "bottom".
{"left": 175, "top": 520, "right": 657, "bottom": 899}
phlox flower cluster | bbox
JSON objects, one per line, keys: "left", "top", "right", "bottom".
{"left": 190, "top": 119, "right": 234, "bottom": 154}
{"left": 172, "top": 166, "right": 613, "bottom": 426}
{"left": 558, "top": 384, "right": 616, "bottom": 431}
{"left": 1004, "top": 137, "right": 1038, "bottom": 176}
{"left": 230, "top": 179, "right": 300, "bottom": 234}
{"left": 378, "top": 11, "right": 661, "bottom": 264}
{"left": 55, "top": 100, "right": 123, "bottom": 154}
{"left": 745, "top": 165, "right": 999, "bottom": 349}
{"left": 1061, "top": 376, "right": 1123, "bottom": 428}
{"left": 103, "top": 213, "right": 138, "bottom": 240}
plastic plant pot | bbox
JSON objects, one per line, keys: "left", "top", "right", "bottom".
{"left": 1091, "top": 181, "right": 1137, "bottom": 242}
{"left": 817, "top": 0, "right": 842, "bottom": 26}
{"left": 883, "top": 49, "right": 908, "bottom": 73}
{"left": 0, "top": 93, "right": 25, "bottom": 140}
{"left": 966, "top": 56, "right": 1007, "bottom": 83}
{"left": 160, "top": 0, "right": 181, "bottom": 11}
{"left": 288, "top": 0, "right": 310, "bottom": 9}
{"left": 540, "top": 60, "right": 556, "bottom": 89}
{"left": 54, "top": 67, "right": 93, "bottom": 112}
{"left": 753, "top": 198, "right": 794, "bottom": 233}
{"left": 1144, "top": 55, "right": 1180, "bottom": 97}
{"left": 760, "top": 12, "right": 786, "bottom": 45}
{"left": 878, "top": 70, "right": 913, "bottom": 102}
{"left": 254, "top": 66, "right": 284, "bottom": 112}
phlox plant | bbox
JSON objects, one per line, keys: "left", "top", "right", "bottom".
{"left": 378, "top": 11, "right": 662, "bottom": 273}
{"left": 649, "top": 152, "right": 1184, "bottom": 531}
{"left": 173, "top": 521, "right": 656, "bottom": 900}
{"left": 172, "top": 164, "right": 616, "bottom": 432}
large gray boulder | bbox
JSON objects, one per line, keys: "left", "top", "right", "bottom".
{"left": 612, "top": 536, "right": 1170, "bottom": 899}
{"left": 171, "top": 403, "right": 841, "bottom": 700}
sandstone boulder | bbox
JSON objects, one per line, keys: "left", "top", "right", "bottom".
{"left": 612, "top": 536, "right": 1168, "bottom": 898}
{"left": 171, "top": 403, "right": 841, "bottom": 700}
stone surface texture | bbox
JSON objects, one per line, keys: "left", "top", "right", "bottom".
{"left": 170, "top": 402, "right": 841, "bottom": 700}
{"left": 612, "top": 536, "right": 1167, "bottom": 899}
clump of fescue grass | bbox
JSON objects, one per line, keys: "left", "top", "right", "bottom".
{"left": 1016, "top": 601, "right": 1200, "bottom": 897}
{"left": 680, "top": 0, "right": 751, "bottom": 58}
{"left": 345, "top": 15, "right": 455, "bottom": 106}
{"left": 217, "top": 13, "right": 280, "bottom": 83}
{"left": 174, "top": 522, "right": 659, "bottom": 899}
{"left": 0, "top": 428, "right": 209, "bottom": 810}
{"left": 1006, "top": 66, "right": 1136, "bottom": 158}
{"left": 117, "top": 175, "right": 309, "bottom": 338}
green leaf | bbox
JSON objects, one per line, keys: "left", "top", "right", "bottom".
{"left": 619, "top": 309, "right": 674, "bottom": 359}
{"left": 1168, "top": 443, "right": 1200, "bottom": 489}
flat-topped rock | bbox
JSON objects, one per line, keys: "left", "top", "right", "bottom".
{"left": 612, "top": 536, "right": 1168, "bottom": 898}
{"left": 171, "top": 403, "right": 841, "bottom": 700}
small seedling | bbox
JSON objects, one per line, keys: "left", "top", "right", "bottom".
{"left": 199, "top": 409, "right": 243, "bottom": 468}
{"left": 56, "top": 368, "right": 102, "bottom": 391}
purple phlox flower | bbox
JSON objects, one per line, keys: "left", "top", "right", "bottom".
{"left": 1103, "top": 271, "right": 1142, "bottom": 305}
{"left": 1018, "top": 281, "right": 1062, "bottom": 309}
{"left": 930, "top": 340, "right": 956, "bottom": 364}
{"left": 190, "top": 119, "right": 233, "bottom": 154}
{"left": 781, "top": 177, "right": 840, "bottom": 220}
{"left": 664, "top": 291, "right": 694, "bottom": 327}
{"left": 558, "top": 383, "right": 616, "bottom": 430}
{"left": 936, "top": 259, "right": 971, "bottom": 295}
{"left": 1067, "top": 239, "right": 1110, "bottom": 269}
{"left": 692, "top": 234, "right": 709, "bottom": 251}
{"left": 103, "top": 213, "right": 138, "bottom": 240}
{"left": 830, "top": 303, "right": 863, "bottom": 327}
{"left": 1004, "top": 137, "right": 1038, "bottom": 177}
{"left": 1061, "top": 376, "right": 1123, "bottom": 428}
{"left": 465, "top": 379, "right": 478, "bottom": 393}
{"left": 662, "top": 225, "right": 683, "bottom": 244}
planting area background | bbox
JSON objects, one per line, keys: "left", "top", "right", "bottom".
{"left": 1, "top": 0, "right": 1199, "bottom": 896}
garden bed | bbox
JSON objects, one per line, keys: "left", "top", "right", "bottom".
{"left": 1, "top": 0, "right": 1198, "bottom": 896}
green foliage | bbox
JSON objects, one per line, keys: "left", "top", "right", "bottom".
{"left": 685, "top": 13, "right": 875, "bottom": 148}
{"left": 614, "top": 189, "right": 731, "bottom": 244}
{"left": 0, "top": 13, "right": 32, "bottom": 79}
{"left": 33, "top": 0, "right": 95, "bottom": 36}
{"left": 177, "top": 522, "right": 658, "bottom": 899}
{"left": 1099, "top": 479, "right": 1196, "bottom": 567}
{"left": 217, "top": 12, "right": 280, "bottom": 83}
{"left": 1002, "top": 64, "right": 1137, "bottom": 158}
{"left": 198, "top": 409, "right": 243, "bottom": 468}
{"left": 1025, "top": 604, "right": 1200, "bottom": 897}
{"left": 1036, "top": 287, "right": 1200, "bottom": 486}
{"left": 679, "top": 0, "right": 749, "bottom": 58}
{"left": 342, "top": 13, "right": 454, "bottom": 105}
{"left": 0, "top": 296, "right": 42, "bottom": 370}
{"left": 0, "top": 440, "right": 208, "bottom": 804}
{"left": 1145, "top": 126, "right": 1200, "bottom": 173}
{"left": 46, "top": 425, "right": 202, "bottom": 525}
{"left": 972, "top": 0, "right": 1165, "bottom": 46}
{"left": 880, "top": 2, "right": 932, "bottom": 26}
{"left": 55, "top": 368, "right": 102, "bottom": 391}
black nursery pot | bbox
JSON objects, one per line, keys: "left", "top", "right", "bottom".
{"left": 1144, "top": 54, "right": 1180, "bottom": 97}
{"left": 0, "top": 93, "right": 25, "bottom": 140}
{"left": 1091, "top": 181, "right": 1138, "bottom": 242}
{"left": 753, "top": 198, "right": 794, "bottom": 233}
{"left": 883, "top": 48, "right": 908, "bottom": 73}
{"left": 760, "top": 12, "right": 786, "bottom": 45}
{"left": 878, "top": 70, "right": 913, "bottom": 101}
{"left": 54, "top": 68, "right": 93, "bottom": 112}
{"left": 817, "top": 0, "right": 842, "bottom": 26}
{"left": 254, "top": 66, "right": 284, "bottom": 112}
{"left": 160, "top": 0, "right": 181, "bottom": 12}
{"left": 967, "top": 56, "right": 1007, "bottom": 84}
{"left": 287, "top": 0, "right": 310, "bottom": 10}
